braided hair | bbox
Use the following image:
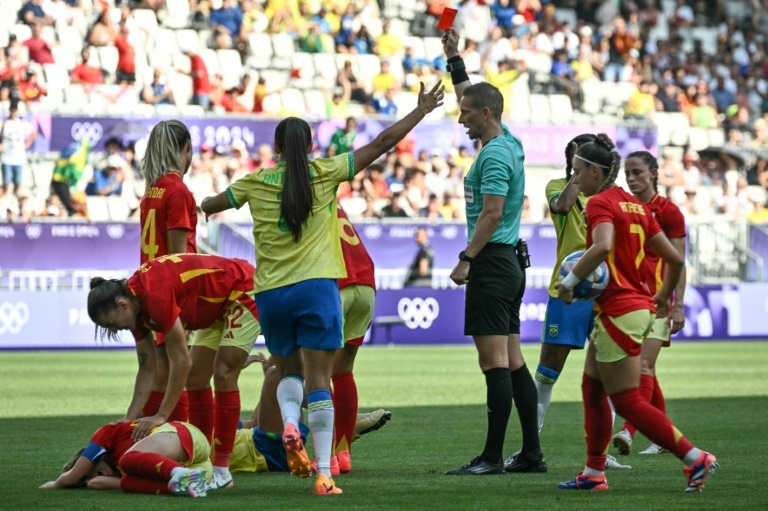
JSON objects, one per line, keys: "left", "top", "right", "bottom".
{"left": 576, "top": 133, "right": 621, "bottom": 193}
{"left": 626, "top": 150, "right": 659, "bottom": 192}
{"left": 565, "top": 134, "right": 596, "bottom": 180}
{"left": 87, "top": 277, "right": 131, "bottom": 341}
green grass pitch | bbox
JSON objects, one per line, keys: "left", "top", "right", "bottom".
{"left": 1, "top": 341, "right": 766, "bottom": 510}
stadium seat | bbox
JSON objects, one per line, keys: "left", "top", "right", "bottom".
{"left": 280, "top": 88, "right": 307, "bottom": 115}
{"left": 261, "top": 93, "right": 282, "bottom": 114}
{"left": 688, "top": 127, "right": 709, "bottom": 152}
{"left": 167, "top": 73, "right": 192, "bottom": 106}
{"left": 132, "top": 103, "right": 157, "bottom": 117}
{"left": 154, "top": 28, "right": 179, "bottom": 54}
{"left": 163, "top": 0, "right": 192, "bottom": 28}
{"left": 509, "top": 94, "right": 531, "bottom": 123}
{"left": 57, "top": 25, "right": 83, "bottom": 54}
{"left": 86, "top": 196, "right": 110, "bottom": 221}
{"left": 175, "top": 29, "right": 200, "bottom": 53}
{"left": 42, "top": 87, "right": 63, "bottom": 110}
{"left": 579, "top": 77, "right": 603, "bottom": 115}
{"left": 259, "top": 69, "right": 290, "bottom": 89}
{"left": 312, "top": 53, "right": 337, "bottom": 88}
{"left": 707, "top": 128, "right": 726, "bottom": 147}
{"left": 553, "top": 7, "right": 577, "bottom": 27}
{"left": 9, "top": 24, "right": 31, "bottom": 43}
{"left": 132, "top": 9, "right": 159, "bottom": 34}
{"left": 199, "top": 49, "right": 221, "bottom": 77}
{"left": 549, "top": 94, "right": 573, "bottom": 123}
{"left": 423, "top": 37, "right": 443, "bottom": 59}
{"left": 394, "top": 92, "right": 418, "bottom": 120}
{"left": 654, "top": 112, "right": 672, "bottom": 146}
{"left": 51, "top": 45, "right": 76, "bottom": 71}
{"left": 248, "top": 33, "right": 273, "bottom": 69}
{"left": 442, "top": 91, "right": 458, "bottom": 116}
{"left": 43, "top": 63, "right": 70, "bottom": 88}
{"left": 290, "top": 52, "right": 316, "bottom": 89}
{"left": 64, "top": 84, "right": 86, "bottom": 106}
{"left": 403, "top": 36, "right": 426, "bottom": 58}
{"left": 218, "top": 49, "right": 244, "bottom": 90}
{"left": 149, "top": 50, "right": 174, "bottom": 71}
{"left": 98, "top": 46, "right": 119, "bottom": 77}
{"left": 178, "top": 104, "right": 206, "bottom": 117}
{"left": 304, "top": 88, "right": 327, "bottom": 118}
{"left": 107, "top": 196, "right": 131, "bottom": 221}
{"left": 529, "top": 94, "right": 552, "bottom": 123}
{"left": 272, "top": 33, "right": 296, "bottom": 60}
{"left": 155, "top": 104, "right": 180, "bottom": 116}
{"left": 668, "top": 112, "right": 691, "bottom": 146}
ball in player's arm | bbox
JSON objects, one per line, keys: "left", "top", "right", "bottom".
{"left": 442, "top": 27, "right": 544, "bottom": 476}
{"left": 554, "top": 135, "right": 717, "bottom": 493}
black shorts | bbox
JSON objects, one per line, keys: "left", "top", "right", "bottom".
{"left": 116, "top": 70, "right": 136, "bottom": 84}
{"left": 464, "top": 243, "right": 525, "bottom": 336}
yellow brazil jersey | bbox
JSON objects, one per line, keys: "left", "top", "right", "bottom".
{"left": 227, "top": 153, "right": 354, "bottom": 293}
{"left": 228, "top": 428, "right": 269, "bottom": 473}
{"left": 546, "top": 177, "right": 589, "bottom": 297}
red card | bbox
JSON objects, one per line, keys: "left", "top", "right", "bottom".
{"left": 437, "top": 7, "right": 458, "bottom": 30}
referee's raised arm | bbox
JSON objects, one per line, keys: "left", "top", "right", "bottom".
{"left": 442, "top": 28, "right": 471, "bottom": 103}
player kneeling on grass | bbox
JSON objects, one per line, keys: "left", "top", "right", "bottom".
{"left": 555, "top": 134, "right": 717, "bottom": 493}
{"left": 40, "top": 421, "right": 211, "bottom": 498}
{"left": 87, "top": 253, "right": 260, "bottom": 490}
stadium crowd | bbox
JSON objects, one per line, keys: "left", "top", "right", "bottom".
{"left": 1, "top": 0, "right": 768, "bottom": 224}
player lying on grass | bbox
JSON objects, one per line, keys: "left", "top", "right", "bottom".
{"left": 40, "top": 420, "right": 211, "bottom": 498}
{"left": 87, "top": 253, "right": 260, "bottom": 489}
{"left": 555, "top": 134, "right": 717, "bottom": 493}
{"left": 230, "top": 354, "right": 392, "bottom": 475}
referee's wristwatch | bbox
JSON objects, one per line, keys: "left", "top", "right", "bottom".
{"left": 458, "top": 251, "right": 474, "bottom": 264}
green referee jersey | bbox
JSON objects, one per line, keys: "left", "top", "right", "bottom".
{"left": 463, "top": 125, "right": 525, "bottom": 245}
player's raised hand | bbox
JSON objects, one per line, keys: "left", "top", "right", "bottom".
{"left": 441, "top": 28, "right": 460, "bottom": 58}
{"left": 417, "top": 81, "right": 445, "bottom": 115}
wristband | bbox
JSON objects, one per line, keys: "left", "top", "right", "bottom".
{"left": 561, "top": 271, "right": 580, "bottom": 291}
{"left": 450, "top": 68, "right": 470, "bottom": 85}
{"left": 446, "top": 56, "right": 470, "bottom": 85}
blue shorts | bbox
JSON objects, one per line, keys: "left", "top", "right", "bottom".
{"left": 541, "top": 296, "right": 595, "bottom": 349}
{"left": 2, "top": 164, "right": 22, "bottom": 187}
{"left": 252, "top": 423, "right": 310, "bottom": 472}
{"left": 256, "top": 278, "right": 343, "bottom": 356}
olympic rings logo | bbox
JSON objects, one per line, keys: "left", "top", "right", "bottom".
{"left": 397, "top": 297, "right": 440, "bottom": 329}
{"left": 70, "top": 122, "right": 104, "bottom": 142}
{"left": 0, "top": 302, "right": 30, "bottom": 335}
{"left": 364, "top": 225, "right": 383, "bottom": 240}
{"left": 106, "top": 224, "right": 125, "bottom": 239}
{"left": 24, "top": 224, "right": 42, "bottom": 239}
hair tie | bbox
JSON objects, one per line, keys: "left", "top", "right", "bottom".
{"left": 574, "top": 154, "right": 610, "bottom": 169}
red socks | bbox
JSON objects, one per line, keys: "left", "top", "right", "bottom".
{"left": 213, "top": 390, "right": 241, "bottom": 468}
{"left": 120, "top": 474, "right": 171, "bottom": 494}
{"left": 142, "top": 390, "right": 189, "bottom": 423}
{"left": 187, "top": 387, "right": 215, "bottom": 443}
{"left": 621, "top": 374, "right": 655, "bottom": 438}
{"left": 168, "top": 390, "right": 189, "bottom": 422}
{"left": 610, "top": 387, "right": 693, "bottom": 459}
{"left": 120, "top": 451, "right": 182, "bottom": 481}
{"left": 332, "top": 372, "right": 358, "bottom": 453}
{"left": 582, "top": 374, "right": 612, "bottom": 472}
{"left": 651, "top": 376, "right": 667, "bottom": 413}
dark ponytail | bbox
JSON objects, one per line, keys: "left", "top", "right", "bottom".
{"left": 275, "top": 117, "right": 314, "bottom": 242}
{"left": 565, "top": 133, "right": 596, "bottom": 179}
{"left": 626, "top": 150, "right": 659, "bottom": 192}
{"left": 87, "top": 277, "right": 131, "bottom": 341}
{"left": 576, "top": 133, "right": 621, "bottom": 193}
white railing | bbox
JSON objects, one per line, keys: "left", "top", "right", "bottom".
{"left": 8, "top": 271, "right": 63, "bottom": 291}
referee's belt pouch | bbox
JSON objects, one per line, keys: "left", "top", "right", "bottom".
{"left": 515, "top": 239, "right": 531, "bottom": 269}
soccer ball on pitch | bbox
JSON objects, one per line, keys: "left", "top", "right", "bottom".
{"left": 558, "top": 250, "right": 610, "bottom": 301}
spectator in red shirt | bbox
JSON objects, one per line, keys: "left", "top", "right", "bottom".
{"left": 23, "top": 22, "right": 55, "bottom": 65}
{"left": 70, "top": 48, "right": 105, "bottom": 85}
{"left": 18, "top": 67, "right": 47, "bottom": 103}
{"left": 114, "top": 20, "right": 136, "bottom": 85}
{"left": 178, "top": 47, "right": 211, "bottom": 109}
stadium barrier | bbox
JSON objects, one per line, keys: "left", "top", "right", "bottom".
{"left": 1, "top": 284, "right": 767, "bottom": 349}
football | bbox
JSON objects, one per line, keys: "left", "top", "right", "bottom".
{"left": 558, "top": 250, "right": 610, "bottom": 301}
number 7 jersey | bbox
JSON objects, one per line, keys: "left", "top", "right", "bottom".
{"left": 585, "top": 186, "right": 662, "bottom": 316}
{"left": 140, "top": 172, "right": 198, "bottom": 264}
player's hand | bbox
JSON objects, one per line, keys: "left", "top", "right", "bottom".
{"left": 417, "top": 81, "right": 445, "bottom": 116}
{"left": 668, "top": 304, "right": 685, "bottom": 334}
{"left": 441, "top": 28, "right": 460, "bottom": 58}
{"left": 244, "top": 352, "right": 273, "bottom": 372}
{"left": 40, "top": 481, "right": 59, "bottom": 489}
{"left": 654, "top": 293, "right": 671, "bottom": 319}
{"left": 556, "top": 283, "right": 575, "bottom": 304}
{"left": 450, "top": 260, "right": 469, "bottom": 285}
{"left": 131, "top": 414, "right": 165, "bottom": 441}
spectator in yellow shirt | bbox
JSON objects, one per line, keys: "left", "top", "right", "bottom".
{"left": 485, "top": 60, "right": 523, "bottom": 112}
{"left": 372, "top": 59, "right": 401, "bottom": 96}
{"left": 571, "top": 48, "right": 594, "bottom": 82}
{"left": 624, "top": 79, "right": 656, "bottom": 120}
{"left": 376, "top": 20, "right": 403, "bottom": 57}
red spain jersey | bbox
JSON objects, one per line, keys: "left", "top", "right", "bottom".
{"left": 642, "top": 194, "right": 686, "bottom": 295}
{"left": 140, "top": 172, "right": 197, "bottom": 265}
{"left": 87, "top": 422, "right": 138, "bottom": 470}
{"left": 337, "top": 206, "right": 376, "bottom": 291}
{"left": 586, "top": 186, "right": 662, "bottom": 316}
{"left": 128, "top": 254, "right": 255, "bottom": 342}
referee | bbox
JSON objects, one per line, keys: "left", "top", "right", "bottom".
{"left": 443, "top": 28, "right": 545, "bottom": 475}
